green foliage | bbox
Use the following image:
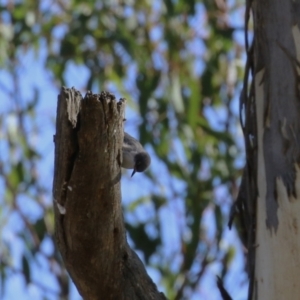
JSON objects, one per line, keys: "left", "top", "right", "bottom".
{"left": 0, "top": 0, "right": 246, "bottom": 299}
{"left": 126, "top": 221, "right": 161, "bottom": 264}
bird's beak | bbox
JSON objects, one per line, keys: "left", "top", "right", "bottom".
{"left": 131, "top": 169, "right": 136, "bottom": 177}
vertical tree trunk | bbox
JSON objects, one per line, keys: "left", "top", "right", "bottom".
{"left": 52, "top": 88, "right": 166, "bottom": 300}
{"left": 251, "top": 1, "right": 300, "bottom": 298}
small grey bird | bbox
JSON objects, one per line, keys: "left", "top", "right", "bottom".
{"left": 122, "top": 132, "right": 151, "bottom": 177}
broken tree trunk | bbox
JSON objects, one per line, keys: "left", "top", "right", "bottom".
{"left": 52, "top": 87, "right": 166, "bottom": 300}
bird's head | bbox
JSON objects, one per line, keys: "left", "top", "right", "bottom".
{"left": 131, "top": 152, "right": 151, "bottom": 177}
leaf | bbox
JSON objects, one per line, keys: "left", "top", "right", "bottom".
{"left": 0, "top": 260, "right": 6, "bottom": 297}
{"left": 22, "top": 255, "right": 31, "bottom": 285}
{"left": 33, "top": 218, "right": 47, "bottom": 242}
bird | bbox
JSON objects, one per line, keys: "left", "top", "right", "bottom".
{"left": 122, "top": 132, "right": 151, "bottom": 177}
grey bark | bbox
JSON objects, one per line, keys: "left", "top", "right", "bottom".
{"left": 253, "top": 0, "right": 300, "bottom": 230}
{"left": 52, "top": 87, "right": 166, "bottom": 300}
{"left": 238, "top": 1, "right": 300, "bottom": 299}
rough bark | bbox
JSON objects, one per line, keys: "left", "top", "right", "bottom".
{"left": 52, "top": 87, "right": 166, "bottom": 300}
{"left": 245, "top": 1, "right": 300, "bottom": 299}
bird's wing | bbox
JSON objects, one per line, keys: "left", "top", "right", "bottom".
{"left": 123, "top": 132, "right": 144, "bottom": 152}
